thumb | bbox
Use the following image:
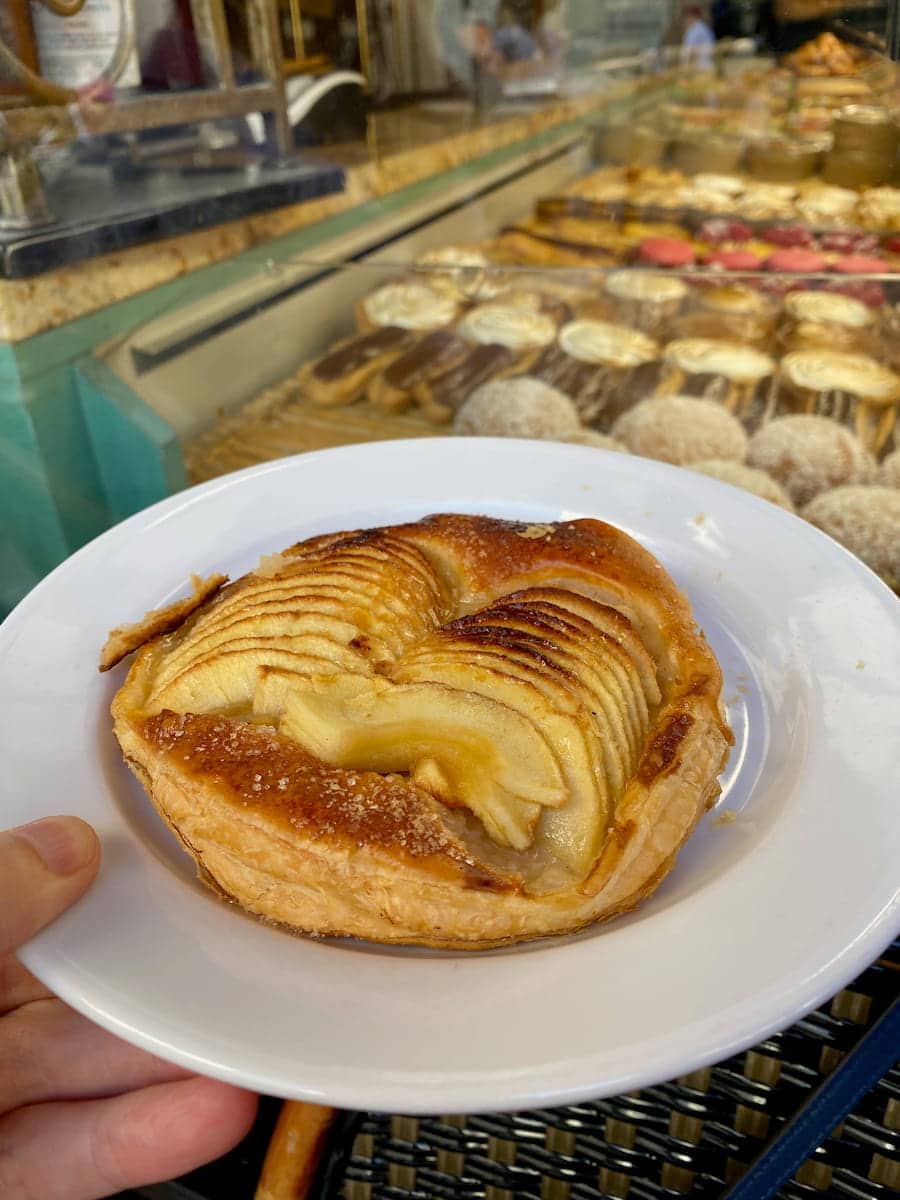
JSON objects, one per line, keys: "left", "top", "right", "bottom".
{"left": 1, "top": 818, "right": 100, "bottom": 958}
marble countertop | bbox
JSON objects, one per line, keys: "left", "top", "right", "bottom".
{"left": 0, "top": 89, "right": 637, "bottom": 344}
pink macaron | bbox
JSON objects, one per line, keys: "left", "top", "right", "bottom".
{"left": 831, "top": 254, "right": 891, "bottom": 275}
{"left": 697, "top": 218, "right": 753, "bottom": 244}
{"left": 704, "top": 248, "right": 764, "bottom": 270}
{"left": 763, "top": 223, "right": 816, "bottom": 249}
{"left": 638, "top": 237, "right": 697, "bottom": 267}
{"left": 823, "top": 279, "right": 886, "bottom": 308}
{"left": 819, "top": 230, "right": 880, "bottom": 255}
{"left": 764, "top": 248, "right": 827, "bottom": 273}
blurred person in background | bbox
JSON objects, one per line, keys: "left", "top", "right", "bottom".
{"left": 681, "top": 4, "right": 716, "bottom": 68}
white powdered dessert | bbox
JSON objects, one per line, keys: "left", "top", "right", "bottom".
{"left": 558, "top": 320, "right": 659, "bottom": 368}
{"left": 363, "top": 283, "right": 458, "bottom": 331}
{"left": 457, "top": 304, "right": 557, "bottom": 350}
{"left": 784, "top": 292, "right": 873, "bottom": 329}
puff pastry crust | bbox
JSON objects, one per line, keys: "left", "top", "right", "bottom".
{"left": 107, "top": 514, "right": 731, "bottom": 949}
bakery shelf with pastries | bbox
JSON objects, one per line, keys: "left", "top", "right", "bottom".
{"left": 492, "top": 166, "right": 900, "bottom": 277}
{"left": 181, "top": 256, "right": 900, "bottom": 593}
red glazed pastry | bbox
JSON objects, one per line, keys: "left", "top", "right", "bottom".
{"left": 764, "top": 248, "right": 828, "bottom": 272}
{"left": 824, "top": 279, "right": 887, "bottom": 308}
{"left": 831, "top": 254, "right": 891, "bottom": 274}
{"left": 820, "top": 231, "right": 880, "bottom": 255}
{"left": 638, "top": 238, "right": 697, "bottom": 267}
{"left": 697, "top": 218, "right": 753, "bottom": 244}
{"left": 884, "top": 234, "right": 900, "bottom": 255}
{"left": 763, "top": 224, "right": 816, "bottom": 248}
{"left": 705, "top": 249, "right": 764, "bottom": 270}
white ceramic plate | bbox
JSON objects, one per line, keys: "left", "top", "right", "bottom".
{"left": 3, "top": 439, "right": 899, "bottom": 1115}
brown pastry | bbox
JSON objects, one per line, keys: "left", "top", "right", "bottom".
{"left": 413, "top": 246, "right": 506, "bottom": 303}
{"left": 856, "top": 186, "right": 900, "bottom": 232}
{"left": 745, "top": 139, "right": 823, "bottom": 183}
{"left": 356, "top": 282, "right": 459, "bottom": 333}
{"left": 603, "top": 271, "right": 690, "bottom": 336}
{"left": 367, "top": 330, "right": 470, "bottom": 413}
{"left": 106, "top": 514, "right": 731, "bottom": 949}
{"left": 298, "top": 327, "right": 416, "bottom": 406}
{"left": 413, "top": 344, "right": 520, "bottom": 424}
{"left": 656, "top": 338, "right": 776, "bottom": 425}
{"left": 491, "top": 227, "right": 624, "bottom": 268}
{"left": 779, "top": 350, "right": 900, "bottom": 456}
{"left": 527, "top": 319, "right": 660, "bottom": 424}
{"left": 781, "top": 291, "right": 876, "bottom": 355}
{"left": 672, "top": 285, "right": 777, "bottom": 346}
{"left": 406, "top": 303, "right": 563, "bottom": 422}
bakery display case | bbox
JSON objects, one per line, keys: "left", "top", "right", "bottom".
{"left": 81, "top": 228, "right": 900, "bottom": 603}
{"left": 2, "top": 14, "right": 899, "bottom": 1200}
{"left": 3, "top": 13, "right": 899, "bottom": 605}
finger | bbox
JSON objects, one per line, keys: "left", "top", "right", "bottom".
{"left": 0, "top": 1076, "right": 258, "bottom": 1200}
{"left": 0, "top": 956, "right": 54, "bottom": 1016}
{"left": 0, "top": 998, "right": 192, "bottom": 1113}
{"left": 0, "top": 818, "right": 100, "bottom": 957}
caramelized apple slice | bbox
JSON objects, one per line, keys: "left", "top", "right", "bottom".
{"left": 278, "top": 675, "right": 565, "bottom": 850}
{"left": 470, "top": 606, "right": 644, "bottom": 769}
{"left": 396, "top": 650, "right": 608, "bottom": 873}
{"left": 448, "top": 613, "right": 634, "bottom": 792}
{"left": 146, "top": 648, "right": 366, "bottom": 714}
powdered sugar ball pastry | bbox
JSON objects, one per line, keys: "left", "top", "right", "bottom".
{"left": 454, "top": 377, "right": 582, "bottom": 439}
{"left": 688, "top": 459, "right": 795, "bottom": 510}
{"left": 562, "top": 431, "right": 630, "bottom": 452}
{"left": 803, "top": 486, "right": 900, "bottom": 590}
{"left": 877, "top": 449, "right": 900, "bottom": 488}
{"left": 612, "top": 395, "right": 748, "bottom": 465}
{"left": 747, "top": 415, "right": 873, "bottom": 507}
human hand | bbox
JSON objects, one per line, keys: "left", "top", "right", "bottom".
{"left": 0, "top": 817, "right": 258, "bottom": 1199}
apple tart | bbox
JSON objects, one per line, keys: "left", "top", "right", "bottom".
{"left": 105, "top": 514, "right": 731, "bottom": 949}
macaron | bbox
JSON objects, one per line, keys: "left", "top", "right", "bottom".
{"left": 764, "top": 248, "right": 827, "bottom": 272}
{"left": 704, "top": 248, "right": 764, "bottom": 270}
{"left": 823, "top": 279, "right": 887, "bottom": 308}
{"left": 697, "top": 218, "right": 753, "bottom": 244}
{"left": 831, "top": 254, "right": 891, "bottom": 274}
{"left": 638, "top": 237, "right": 697, "bottom": 267}
{"left": 819, "top": 230, "right": 880, "bottom": 255}
{"left": 763, "top": 223, "right": 816, "bottom": 248}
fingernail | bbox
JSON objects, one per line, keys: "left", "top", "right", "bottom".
{"left": 14, "top": 817, "right": 98, "bottom": 876}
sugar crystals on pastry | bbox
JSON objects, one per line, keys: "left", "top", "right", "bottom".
{"left": 105, "top": 515, "right": 732, "bottom": 950}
